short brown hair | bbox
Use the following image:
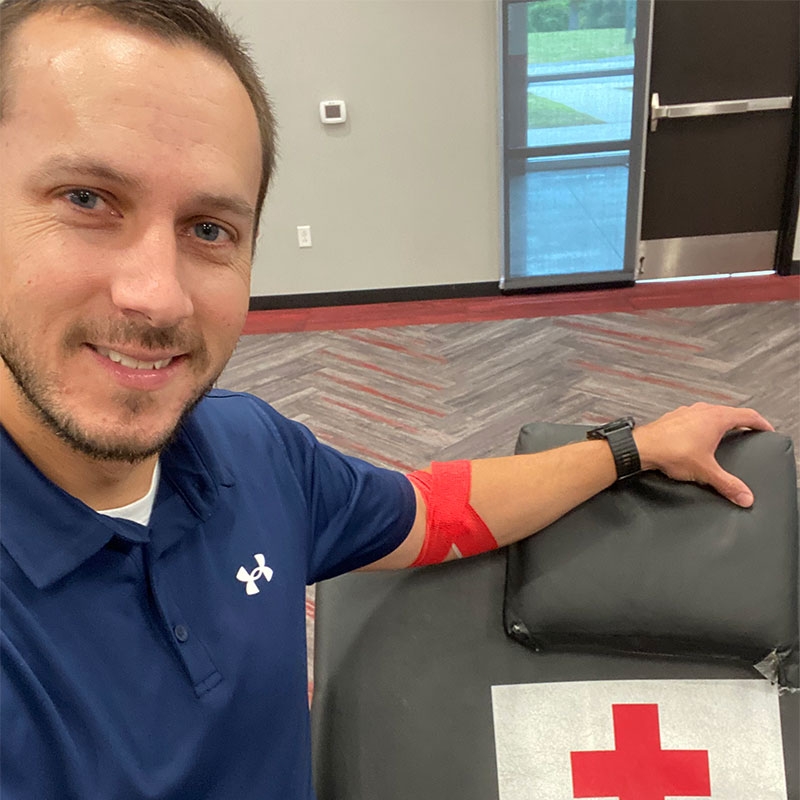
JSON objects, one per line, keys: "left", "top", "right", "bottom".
{"left": 0, "top": 0, "right": 277, "bottom": 236}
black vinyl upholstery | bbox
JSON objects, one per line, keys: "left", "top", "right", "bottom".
{"left": 311, "top": 424, "right": 800, "bottom": 799}
{"left": 506, "top": 425, "right": 799, "bottom": 684}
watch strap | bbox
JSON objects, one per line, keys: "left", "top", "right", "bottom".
{"left": 587, "top": 418, "right": 642, "bottom": 480}
{"left": 602, "top": 426, "right": 641, "bottom": 480}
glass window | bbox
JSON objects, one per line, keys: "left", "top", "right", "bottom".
{"left": 502, "top": 0, "right": 648, "bottom": 288}
{"left": 508, "top": 153, "right": 629, "bottom": 278}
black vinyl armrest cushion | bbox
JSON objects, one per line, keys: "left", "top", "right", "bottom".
{"left": 505, "top": 424, "right": 800, "bottom": 687}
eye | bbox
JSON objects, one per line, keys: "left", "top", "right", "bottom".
{"left": 65, "top": 188, "right": 106, "bottom": 211}
{"left": 192, "top": 221, "right": 233, "bottom": 244}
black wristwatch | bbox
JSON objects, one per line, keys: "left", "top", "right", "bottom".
{"left": 586, "top": 416, "right": 641, "bottom": 480}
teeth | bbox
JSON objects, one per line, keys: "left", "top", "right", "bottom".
{"left": 95, "top": 346, "right": 173, "bottom": 370}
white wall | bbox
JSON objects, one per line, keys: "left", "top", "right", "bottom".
{"left": 218, "top": 0, "right": 501, "bottom": 297}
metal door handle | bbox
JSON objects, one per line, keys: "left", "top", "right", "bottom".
{"left": 650, "top": 92, "right": 792, "bottom": 131}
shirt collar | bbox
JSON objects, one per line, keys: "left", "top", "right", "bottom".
{"left": 0, "top": 399, "right": 232, "bottom": 590}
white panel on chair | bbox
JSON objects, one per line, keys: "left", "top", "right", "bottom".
{"left": 491, "top": 679, "right": 786, "bottom": 800}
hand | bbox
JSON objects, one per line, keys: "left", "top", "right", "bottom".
{"left": 633, "top": 403, "right": 774, "bottom": 508}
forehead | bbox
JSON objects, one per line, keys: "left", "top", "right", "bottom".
{"left": 4, "top": 10, "right": 262, "bottom": 205}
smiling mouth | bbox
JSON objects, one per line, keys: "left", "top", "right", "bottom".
{"left": 93, "top": 345, "right": 175, "bottom": 371}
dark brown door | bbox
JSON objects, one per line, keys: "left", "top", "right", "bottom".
{"left": 639, "top": 0, "right": 798, "bottom": 279}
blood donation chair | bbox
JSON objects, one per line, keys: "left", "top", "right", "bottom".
{"left": 311, "top": 423, "right": 800, "bottom": 799}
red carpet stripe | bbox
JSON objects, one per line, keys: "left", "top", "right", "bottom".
{"left": 571, "top": 360, "right": 738, "bottom": 403}
{"left": 321, "top": 397, "right": 421, "bottom": 433}
{"left": 321, "top": 349, "right": 446, "bottom": 390}
{"left": 243, "top": 275, "right": 799, "bottom": 335}
{"left": 628, "top": 308, "right": 699, "bottom": 326}
{"left": 322, "top": 374, "right": 449, "bottom": 418}
{"left": 578, "top": 333, "right": 698, "bottom": 362}
{"left": 341, "top": 332, "right": 449, "bottom": 363}
{"left": 558, "top": 320, "right": 706, "bottom": 351}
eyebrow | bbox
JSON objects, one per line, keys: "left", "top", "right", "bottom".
{"left": 30, "top": 155, "right": 256, "bottom": 222}
{"left": 30, "top": 155, "right": 146, "bottom": 193}
{"left": 189, "top": 192, "right": 255, "bottom": 222}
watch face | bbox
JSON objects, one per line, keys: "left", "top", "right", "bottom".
{"left": 587, "top": 417, "right": 635, "bottom": 439}
{"left": 605, "top": 416, "right": 635, "bottom": 433}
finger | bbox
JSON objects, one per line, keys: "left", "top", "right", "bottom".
{"left": 703, "top": 461, "right": 754, "bottom": 507}
{"left": 725, "top": 407, "right": 774, "bottom": 433}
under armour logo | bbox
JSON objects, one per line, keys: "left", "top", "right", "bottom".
{"left": 236, "top": 553, "right": 273, "bottom": 595}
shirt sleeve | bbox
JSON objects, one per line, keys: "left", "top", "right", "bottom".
{"left": 249, "top": 397, "right": 418, "bottom": 583}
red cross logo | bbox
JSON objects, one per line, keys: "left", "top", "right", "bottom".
{"left": 570, "top": 703, "right": 711, "bottom": 800}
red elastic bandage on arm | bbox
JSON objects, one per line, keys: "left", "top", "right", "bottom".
{"left": 406, "top": 460, "right": 498, "bottom": 566}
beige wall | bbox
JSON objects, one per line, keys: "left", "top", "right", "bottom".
{"left": 218, "top": 0, "right": 501, "bottom": 297}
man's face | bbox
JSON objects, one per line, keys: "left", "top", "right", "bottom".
{"left": 0, "top": 12, "right": 262, "bottom": 461}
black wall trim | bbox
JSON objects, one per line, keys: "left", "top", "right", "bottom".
{"left": 248, "top": 280, "right": 640, "bottom": 311}
{"left": 249, "top": 282, "right": 503, "bottom": 311}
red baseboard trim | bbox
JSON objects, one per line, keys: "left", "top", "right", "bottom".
{"left": 243, "top": 274, "right": 800, "bottom": 335}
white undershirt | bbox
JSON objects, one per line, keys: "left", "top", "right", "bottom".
{"left": 96, "top": 461, "right": 161, "bottom": 526}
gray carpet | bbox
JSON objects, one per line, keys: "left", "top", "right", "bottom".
{"left": 221, "top": 301, "right": 799, "bottom": 466}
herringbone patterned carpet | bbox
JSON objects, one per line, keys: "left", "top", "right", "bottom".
{"left": 223, "top": 302, "right": 799, "bottom": 464}
{"left": 218, "top": 299, "right": 800, "bottom": 697}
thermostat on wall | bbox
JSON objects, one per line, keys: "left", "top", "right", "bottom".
{"left": 320, "top": 100, "right": 346, "bottom": 124}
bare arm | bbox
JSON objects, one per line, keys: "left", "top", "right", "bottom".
{"left": 368, "top": 403, "right": 774, "bottom": 570}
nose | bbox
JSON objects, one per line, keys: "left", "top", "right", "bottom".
{"left": 109, "top": 225, "right": 194, "bottom": 328}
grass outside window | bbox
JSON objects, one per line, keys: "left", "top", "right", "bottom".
{"left": 528, "top": 28, "right": 634, "bottom": 64}
{"left": 528, "top": 94, "right": 603, "bottom": 128}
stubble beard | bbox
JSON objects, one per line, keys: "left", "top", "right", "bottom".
{"left": 0, "top": 317, "right": 221, "bottom": 464}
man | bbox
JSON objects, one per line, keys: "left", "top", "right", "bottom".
{"left": 0, "top": 1, "right": 773, "bottom": 797}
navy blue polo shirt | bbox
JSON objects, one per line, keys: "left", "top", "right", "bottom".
{"left": 1, "top": 390, "right": 416, "bottom": 799}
